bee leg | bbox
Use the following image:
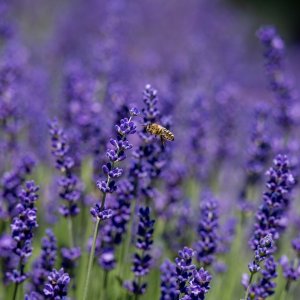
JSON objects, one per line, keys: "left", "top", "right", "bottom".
{"left": 160, "top": 136, "right": 166, "bottom": 148}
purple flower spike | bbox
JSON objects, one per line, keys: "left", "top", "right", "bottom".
{"left": 175, "top": 247, "right": 196, "bottom": 295}
{"left": 1, "top": 155, "right": 35, "bottom": 218}
{"left": 124, "top": 207, "right": 155, "bottom": 295}
{"left": 248, "top": 256, "right": 277, "bottom": 299}
{"left": 279, "top": 255, "right": 300, "bottom": 282}
{"left": 195, "top": 193, "right": 219, "bottom": 267}
{"left": 90, "top": 204, "right": 113, "bottom": 221}
{"left": 257, "top": 26, "right": 295, "bottom": 133}
{"left": 43, "top": 268, "right": 70, "bottom": 299}
{"left": 187, "top": 268, "right": 212, "bottom": 299}
{"left": 6, "top": 181, "right": 39, "bottom": 284}
{"left": 250, "top": 154, "right": 295, "bottom": 252}
{"left": 91, "top": 108, "right": 138, "bottom": 220}
{"left": 29, "top": 229, "right": 57, "bottom": 297}
{"left": 160, "top": 260, "right": 179, "bottom": 300}
{"left": 48, "top": 119, "right": 82, "bottom": 217}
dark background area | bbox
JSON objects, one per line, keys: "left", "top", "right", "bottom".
{"left": 231, "top": 0, "right": 300, "bottom": 43}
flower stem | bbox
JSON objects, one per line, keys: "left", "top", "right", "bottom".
{"left": 102, "top": 271, "right": 109, "bottom": 300}
{"left": 83, "top": 217, "right": 100, "bottom": 300}
{"left": 67, "top": 216, "right": 74, "bottom": 247}
{"left": 244, "top": 273, "right": 254, "bottom": 300}
{"left": 12, "top": 282, "right": 18, "bottom": 300}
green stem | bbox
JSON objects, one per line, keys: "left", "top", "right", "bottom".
{"left": 102, "top": 271, "right": 109, "bottom": 300}
{"left": 82, "top": 218, "right": 100, "bottom": 300}
{"left": 244, "top": 273, "right": 254, "bottom": 300}
{"left": 279, "top": 279, "right": 290, "bottom": 300}
{"left": 67, "top": 216, "right": 74, "bottom": 248}
{"left": 280, "top": 288, "right": 287, "bottom": 300}
{"left": 12, "top": 282, "right": 18, "bottom": 300}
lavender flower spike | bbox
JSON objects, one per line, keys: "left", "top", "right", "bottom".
{"left": 124, "top": 207, "right": 155, "bottom": 296}
{"left": 48, "top": 119, "right": 81, "bottom": 218}
{"left": 90, "top": 107, "right": 139, "bottom": 220}
{"left": 83, "top": 108, "right": 139, "bottom": 300}
{"left": 30, "top": 229, "right": 57, "bottom": 297}
{"left": 6, "top": 181, "right": 39, "bottom": 286}
{"left": 43, "top": 268, "right": 70, "bottom": 299}
{"left": 250, "top": 154, "right": 295, "bottom": 252}
{"left": 186, "top": 268, "right": 212, "bottom": 300}
{"left": 175, "top": 247, "right": 196, "bottom": 295}
{"left": 195, "top": 193, "right": 219, "bottom": 267}
{"left": 160, "top": 260, "right": 179, "bottom": 300}
{"left": 257, "top": 26, "right": 295, "bottom": 135}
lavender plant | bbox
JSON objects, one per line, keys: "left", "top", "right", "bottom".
{"left": 83, "top": 108, "right": 139, "bottom": 300}
{"left": 1, "top": 2, "right": 300, "bottom": 300}
{"left": 6, "top": 181, "right": 39, "bottom": 298}
{"left": 124, "top": 206, "right": 155, "bottom": 298}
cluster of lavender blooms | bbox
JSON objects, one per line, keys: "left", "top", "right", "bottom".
{"left": 0, "top": 155, "right": 35, "bottom": 218}
{"left": 195, "top": 193, "right": 219, "bottom": 267}
{"left": 29, "top": 229, "right": 57, "bottom": 298}
{"left": 278, "top": 235, "right": 300, "bottom": 292}
{"left": 249, "top": 154, "right": 295, "bottom": 252}
{"left": 132, "top": 84, "right": 167, "bottom": 202}
{"left": 242, "top": 154, "right": 296, "bottom": 299}
{"left": 96, "top": 179, "right": 134, "bottom": 271}
{"left": 49, "top": 119, "right": 81, "bottom": 218}
{"left": 43, "top": 268, "right": 70, "bottom": 299}
{"left": 160, "top": 247, "right": 212, "bottom": 300}
{"left": 48, "top": 119, "right": 82, "bottom": 283}
{"left": 6, "top": 181, "right": 39, "bottom": 284}
{"left": 124, "top": 207, "right": 155, "bottom": 295}
{"left": 90, "top": 107, "right": 139, "bottom": 220}
{"left": 240, "top": 104, "right": 272, "bottom": 203}
{"left": 257, "top": 26, "right": 295, "bottom": 134}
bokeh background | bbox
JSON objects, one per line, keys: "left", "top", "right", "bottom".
{"left": 1, "top": 1, "right": 300, "bottom": 299}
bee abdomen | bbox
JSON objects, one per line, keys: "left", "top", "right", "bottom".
{"left": 162, "top": 129, "right": 174, "bottom": 141}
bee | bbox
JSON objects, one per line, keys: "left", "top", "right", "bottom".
{"left": 145, "top": 123, "right": 174, "bottom": 145}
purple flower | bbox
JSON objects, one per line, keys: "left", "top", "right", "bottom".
{"left": 160, "top": 260, "right": 179, "bottom": 300}
{"left": 249, "top": 256, "right": 277, "bottom": 299}
{"left": 98, "top": 248, "right": 116, "bottom": 271}
{"left": 43, "top": 268, "right": 70, "bottom": 299}
{"left": 95, "top": 180, "right": 134, "bottom": 271}
{"left": 257, "top": 26, "right": 295, "bottom": 134}
{"left": 30, "top": 229, "right": 57, "bottom": 296}
{"left": 1, "top": 155, "right": 35, "bottom": 218}
{"left": 195, "top": 193, "right": 219, "bottom": 267}
{"left": 6, "top": 181, "right": 39, "bottom": 284}
{"left": 241, "top": 105, "right": 272, "bottom": 198}
{"left": 48, "top": 119, "right": 81, "bottom": 217}
{"left": 124, "top": 207, "right": 155, "bottom": 295}
{"left": 90, "top": 205, "right": 113, "bottom": 221}
{"left": 292, "top": 235, "right": 300, "bottom": 254}
{"left": 250, "top": 154, "right": 295, "bottom": 252}
{"left": 248, "top": 234, "right": 274, "bottom": 275}
{"left": 91, "top": 108, "right": 138, "bottom": 219}
{"left": 61, "top": 247, "right": 81, "bottom": 272}
{"left": 175, "top": 247, "right": 196, "bottom": 295}
{"left": 279, "top": 255, "right": 300, "bottom": 282}
{"left": 186, "top": 268, "right": 212, "bottom": 300}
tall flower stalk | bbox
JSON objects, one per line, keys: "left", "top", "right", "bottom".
{"left": 124, "top": 207, "right": 155, "bottom": 299}
{"left": 6, "top": 181, "right": 39, "bottom": 298}
{"left": 48, "top": 120, "right": 82, "bottom": 245}
{"left": 257, "top": 26, "right": 295, "bottom": 141}
{"left": 83, "top": 108, "right": 139, "bottom": 300}
{"left": 195, "top": 192, "right": 219, "bottom": 267}
{"left": 243, "top": 154, "right": 295, "bottom": 299}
